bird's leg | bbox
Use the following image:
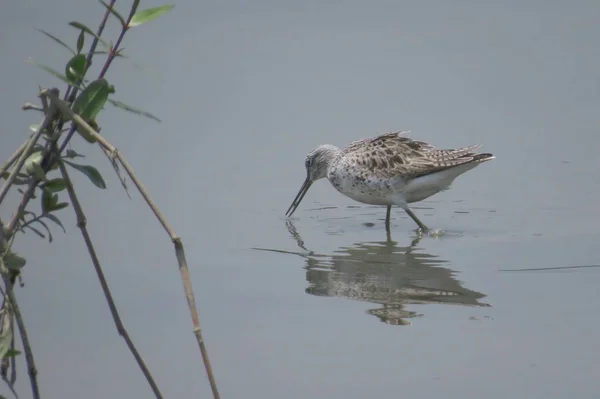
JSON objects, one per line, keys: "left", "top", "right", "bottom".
{"left": 385, "top": 205, "right": 392, "bottom": 231}
{"left": 385, "top": 205, "right": 392, "bottom": 240}
{"left": 404, "top": 207, "right": 429, "bottom": 233}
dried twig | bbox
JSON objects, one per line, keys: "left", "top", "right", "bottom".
{"left": 56, "top": 155, "right": 163, "bottom": 399}
{"left": 100, "top": 145, "right": 131, "bottom": 198}
{"left": 44, "top": 90, "right": 221, "bottom": 399}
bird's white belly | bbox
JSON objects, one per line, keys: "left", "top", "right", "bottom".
{"left": 403, "top": 163, "right": 478, "bottom": 203}
{"left": 403, "top": 175, "right": 450, "bottom": 203}
{"left": 327, "top": 162, "right": 479, "bottom": 206}
{"left": 327, "top": 170, "right": 400, "bottom": 206}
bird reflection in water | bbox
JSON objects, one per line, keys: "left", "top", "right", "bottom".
{"left": 256, "top": 220, "right": 490, "bottom": 326}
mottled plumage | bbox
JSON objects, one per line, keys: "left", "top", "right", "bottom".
{"left": 286, "top": 130, "right": 495, "bottom": 232}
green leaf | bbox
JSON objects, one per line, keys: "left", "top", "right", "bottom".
{"left": 116, "top": 51, "right": 161, "bottom": 80}
{"left": 68, "top": 21, "right": 109, "bottom": 50}
{"left": 31, "top": 163, "right": 47, "bottom": 181}
{"left": 4, "top": 349, "right": 22, "bottom": 357}
{"left": 72, "top": 78, "right": 110, "bottom": 121}
{"left": 107, "top": 98, "right": 162, "bottom": 122}
{"left": 64, "top": 149, "right": 85, "bottom": 159}
{"left": 44, "top": 178, "right": 67, "bottom": 193}
{"left": 65, "top": 54, "right": 87, "bottom": 84}
{"left": 77, "top": 29, "right": 85, "bottom": 54}
{"left": 35, "top": 218, "right": 53, "bottom": 243}
{"left": 100, "top": 0, "right": 126, "bottom": 27}
{"left": 31, "top": 61, "right": 72, "bottom": 86}
{"left": 41, "top": 188, "right": 53, "bottom": 214}
{"left": 50, "top": 202, "right": 69, "bottom": 212}
{"left": 63, "top": 160, "right": 107, "bottom": 189}
{"left": 129, "top": 5, "right": 175, "bottom": 27}
{"left": 35, "top": 28, "right": 76, "bottom": 55}
{"left": 44, "top": 213, "right": 67, "bottom": 233}
{"left": 22, "top": 210, "right": 35, "bottom": 219}
{"left": 30, "top": 124, "right": 42, "bottom": 133}
{"left": 25, "top": 224, "right": 46, "bottom": 239}
{"left": 48, "top": 159, "right": 60, "bottom": 171}
{"left": 3, "top": 252, "right": 26, "bottom": 270}
{"left": 24, "top": 151, "right": 43, "bottom": 171}
{"left": 25, "top": 151, "right": 46, "bottom": 181}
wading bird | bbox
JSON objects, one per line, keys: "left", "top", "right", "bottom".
{"left": 285, "top": 130, "right": 494, "bottom": 233}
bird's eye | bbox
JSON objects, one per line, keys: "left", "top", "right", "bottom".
{"left": 305, "top": 158, "right": 311, "bottom": 168}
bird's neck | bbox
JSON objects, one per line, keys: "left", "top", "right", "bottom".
{"left": 322, "top": 145, "right": 342, "bottom": 162}
{"left": 321, "top": 145, "right": 343, "bottom": 174}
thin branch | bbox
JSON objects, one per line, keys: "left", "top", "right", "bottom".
{"left": 10, "top": 331, "right": 18, "bottom": 386}
{"left": 4, "top": 182, "right": 38, "bottom": 244}
{"left": 98, "top": 1, "right": 130, "bottom": 79}
{"left": 44, "top": 90, "right": 221, "bottom": 399}
{"left": 0, "top": 141, "right": 28, "bottom": 183}
{"left": 56, "top": 157, "right": 163, "bottom": 399}
{"left": 64, "top": 0, "right": 114, "bottom": 104}
{"left": 21, "top": 103, "right": 44, "bottom": 112}
{"left": 0, "top": 305, "right": 20, "bottom": 399}
{"left": 0, "top": 98, "right": 56, "bottom": 205}
{"left": 57, "top": 0, "right": 117, "bottom": 155}
{"left": 3, "top": 88, "right": 66, "bottom": 243}
{"left": 0, "top": 225, "right": 39, "bottom": 399}
{"left": 1, "top": 88, "right": 63, "bottom": 254}
{"left": 0, "top": 282, "right": 38, "bottom": 399}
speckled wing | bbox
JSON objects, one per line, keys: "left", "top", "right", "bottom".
{"left": 342, "top": 131, "right": 492, "bottom": 179}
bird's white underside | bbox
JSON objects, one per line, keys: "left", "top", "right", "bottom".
{"left": 328, "top": 161, "right": 484, "bottom": 208}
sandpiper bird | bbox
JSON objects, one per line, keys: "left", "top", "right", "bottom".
{"left": 285, "top": 130, "right": 494, "bottom": 232}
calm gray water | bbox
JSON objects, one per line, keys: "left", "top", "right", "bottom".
{"left": 1, "top": 0, "right": 600, "bottom": 398}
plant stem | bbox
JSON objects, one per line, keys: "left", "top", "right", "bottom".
{"left": 0, "top": 140, "right": 28, "bottom": 179}
{"left": 0, "top": 223, "right": 39, "bottom": 399}
{"left": 57, "top": 0, "right": 117, "bottom": 155}
{"left": 98, "top": 4, "right": 131, "bottom": 79}
{"left": 57, "top": 155, "right": 163, "bottom": 399}
{"left": 2, "top": 283, "right": 39, "bottom": 399}
{"left": 0, "top": 103, "right": 56, "bottom": 205}
{"left": 4, "top": 183, "right": 37, "bottom": 244}
{"left": 65, "top": 0, "right": 115, "bottom": 103}
{"left": 57, "top": 0, "right": 128, "bottom": 156}
{"left": 44, "top": 90, "right": 221, "bottom": 399}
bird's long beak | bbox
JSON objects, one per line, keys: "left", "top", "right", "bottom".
{"left": 285, "top": 176, "right": 313, "bottom": 217}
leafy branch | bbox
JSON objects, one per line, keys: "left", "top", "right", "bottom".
{"left": 44, "top": 88, "right": 221, "bottom": 399}
{"left": 0, "top": 1, "right": 221, "bottom": 398}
